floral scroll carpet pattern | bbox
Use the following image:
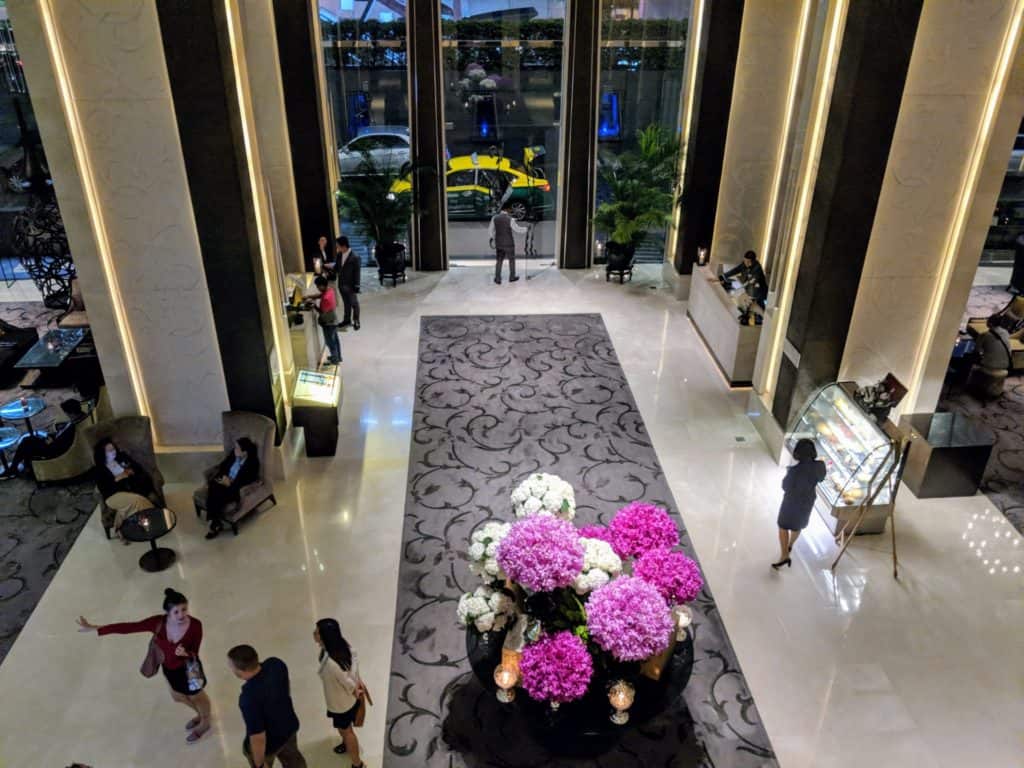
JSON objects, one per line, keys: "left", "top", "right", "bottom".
{"left": 385, "top": 315, "right": 776, "bottom": 767}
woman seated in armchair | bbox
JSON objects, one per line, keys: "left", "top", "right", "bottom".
{"left": 204, "top": 437, "right": 259, "bottom": 540}
{"left": 93, "top": 438, "right": 157, "bottom": 540}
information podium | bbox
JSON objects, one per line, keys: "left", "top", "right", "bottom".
{"left": 291, "top": 368, "right": 342, "bottom": 456}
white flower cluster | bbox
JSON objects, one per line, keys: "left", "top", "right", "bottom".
{"left": 572, "top": 537, "right": 623, "bottom": 595}
{"left": 467, "top": 521, "right": 510, "bottom": 581}
{"left": 510, "top": 473, "right": 576, "bottom": 521}
{"left": 456, "top": 584, "right": 516, "bottom": 633}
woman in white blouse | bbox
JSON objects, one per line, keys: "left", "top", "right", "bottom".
{"left": 315, "top": 618, "right": 367, "bottom": 767}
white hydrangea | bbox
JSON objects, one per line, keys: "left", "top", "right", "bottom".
{"left": 511, "top": 473, "right": 576, "bottom": 521}
{"left": 456, "top": 584, "right": 516, "bottom": 634}
{"left": 572, "top": 537, "right": 623, "bottom": 595}
{"left": 467, "top": 521, "right": 510, "bottom": 582}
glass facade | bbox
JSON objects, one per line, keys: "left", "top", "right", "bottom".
{"left": 441, "top": 1, "right": 565, "bottom": 264}
{"left": 594, "top": 0, "right": 689, "bottom": 265}
{"left": 319, "top": 1, "right": 410, "bottom": 261}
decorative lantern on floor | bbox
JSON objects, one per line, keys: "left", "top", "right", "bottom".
{"left": 493, "top": 664, "right": 517, "bottom": 703}
{"left": 608, "top": 680, "right": 635, "bottom": 725}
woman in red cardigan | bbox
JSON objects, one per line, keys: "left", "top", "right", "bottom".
{"left": 77, "top": 588, "right": 211, "bottom": 743}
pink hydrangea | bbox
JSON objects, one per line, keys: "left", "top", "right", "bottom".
{"left": 576, "top": 524, "right": 611, "bottom": 543}
{"left": 586, "top": 576, "right": 673, "bottom": 661}
{"left": 497, "top": 515, "right": 584, "bottom": 593}
{"left": 519, "top": 630, "right": 593, "bottom": 704}
{"left": 634, "top": 548, "right": 704, "bottom": 604}
{"left": 607, "top": 502, "right": 679, "bottom": 558}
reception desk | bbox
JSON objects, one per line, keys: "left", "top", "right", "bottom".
{"left": 687, "top": 265, "right": 761, "bottom": 386}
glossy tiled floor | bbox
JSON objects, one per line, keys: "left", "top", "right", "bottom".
{"left": 0, "top": 264, "right": 1021, "bottom": 768}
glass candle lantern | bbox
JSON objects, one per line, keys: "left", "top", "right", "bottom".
{"left": 608, "top": 680, "right": 635, "bottom": 725}
{"left": 674, "top": 604, "right": 693, "bottom": 641}
{"left": 493, "top": 664, "right": 517, "bottom": 703}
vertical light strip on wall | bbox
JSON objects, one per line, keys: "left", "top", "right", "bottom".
{"left": 666, "top": 0, "right": 704, "bottom": 261}
{"left": 38, "top": 0, "right": 153, "bottom": 424}
{"left": 222, "top": 0, "right": 291, "bottom": 406}
{"left": 759, "top": 0, "right": 848, "bottom": 405}
{"left": 760, "top": 0, "right": 813, "bottom": 269}
{"left": 904, "top": 0, "right": 1024, "bottom": 411}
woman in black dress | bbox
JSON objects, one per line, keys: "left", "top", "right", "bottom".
{"left": 93, "top": 438, "right": 157, "bottom": 536}
{"left": 204, "top": 437, "right": 260, "bottom": 539}
{"left": 774, "top": 438, "right": 826, "bottom": 569}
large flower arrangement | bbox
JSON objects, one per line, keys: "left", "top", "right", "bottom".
{"left": 456, "top": 480, "right": 704, "bottom": 709}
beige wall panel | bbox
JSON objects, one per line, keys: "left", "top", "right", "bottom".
{"left": 8, "top": 0, "right": 230, "bottom": 445}
{"left": 240, "top": 0, "right": 305, "bottom": 273}
{"left": 709, "top": 0, "right": 803, "bottom": 269}
{"left": 839, "top": 0, "right": 1024, "bottom": 416}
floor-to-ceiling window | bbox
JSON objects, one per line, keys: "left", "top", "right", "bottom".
{"left": 320, "top": 1, "right": 410, "bottom": 261}
{"left": 593, "top": 0, "right": 688, "bottom": 265}
{"left": 441, "top": 1, "right": 565, "bottom": 266}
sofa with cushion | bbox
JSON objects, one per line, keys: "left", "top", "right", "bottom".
{"left": 967, "top": 295, "right": 1024, "bottom": 370}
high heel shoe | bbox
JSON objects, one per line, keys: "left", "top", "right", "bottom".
{"left": 771, "top": 558, "right": 792, "bottom": 570}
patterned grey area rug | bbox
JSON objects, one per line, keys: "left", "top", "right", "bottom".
{"left": 0, "top": 478, "right": 98, "bottom": 663}
{"left": 385, "top": 315, "right": 776, "bottom": 768}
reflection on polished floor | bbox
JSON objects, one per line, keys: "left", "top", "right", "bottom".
{"left": 0, "top": 265, "right": 1020, "bottom": 768}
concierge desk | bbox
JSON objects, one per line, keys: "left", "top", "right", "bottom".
{"left": 687, "top": 265, "right": 761, "bottom": 386}
{"left": 292, "top": 368, "right": 342, "bottom": 457}
{"left": 286, "top": 273, "right": 327, "bottom": 370}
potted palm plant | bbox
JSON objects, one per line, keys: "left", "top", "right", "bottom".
{"left": 336, "top": 151, "right": 413, "bottom": 285}
{"left": 593, "top": 124, "right": 680, "bottom": 282}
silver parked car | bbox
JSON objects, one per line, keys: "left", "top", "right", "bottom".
{"left": 337, "top": 128, "right": 410, "bottom": 176}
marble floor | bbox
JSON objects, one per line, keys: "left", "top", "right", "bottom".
{"left": 0, "top": 264, "right": 1020, "bottom": 768}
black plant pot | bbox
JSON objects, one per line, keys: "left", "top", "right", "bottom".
{"left": 605, "top": 241, "right": 636, "bottom": 283}
{"left": 376, "top": 241, "right": 407, "bottom": 286}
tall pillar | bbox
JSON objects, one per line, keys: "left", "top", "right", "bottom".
{"left": 7, "top": 0, "right": 230, "bottom": 448}
{"left": 770, "top": 0, "right": 924, "bottom": 428}
{"left": 407, "top": 0, "right": 447, "bottom": 271}
{"left": 557, "top": 0, "right": 600, "bottom": 270}
{"left": 840, "top": 1, "right": 1024, "bottom": 417}
{"left": 708, "top": 0, "right": 804, "bottom": 271}
{"left": 672, "top": 0, "right": 744, "bottom": 276}
{"left": 154, "top": 0, "right": 292, "bottom": 433}
{"left": 274, "top": 0, "right": 337, "bottom": 269}
{"left": 239, "top": 0, "right": 305, "bottom": 275}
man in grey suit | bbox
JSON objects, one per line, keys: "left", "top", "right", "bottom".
{"left": 488, "top": 203, "right": 528, "bottom": 284}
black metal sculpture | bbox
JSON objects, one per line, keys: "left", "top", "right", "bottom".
{"left": 12, "top": 195, "right": 74, "bottom": 309}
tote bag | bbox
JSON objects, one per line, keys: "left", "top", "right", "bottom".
{"left": 140, "top": 620, "right": 164, "bottom": 678}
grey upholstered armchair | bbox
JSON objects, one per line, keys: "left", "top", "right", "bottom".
{"left": 83, "top": 415, "right": 166, "bottom": 539}
{"left": 193, "top": 411, "right": 277, "bottom": 535}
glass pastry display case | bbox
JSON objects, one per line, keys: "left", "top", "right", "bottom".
{"left": 786, "top": 382, "right": 897, "bottom": 535}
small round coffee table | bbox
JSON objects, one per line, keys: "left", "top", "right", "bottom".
{"left": 0, "top": 427, "right": 20, "bottom": 476}
{"left": 120, "top": 507, "right": 177, "bottom": 572}
{"left": 0, "top": 396, "right": 46, "bottom": 434}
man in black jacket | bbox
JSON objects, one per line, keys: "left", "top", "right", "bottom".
{"left": 722, "top": 250, "right": 768, "bottom": 309}
{"left": 334, "top": 236, "right": 361, "bottom": 331}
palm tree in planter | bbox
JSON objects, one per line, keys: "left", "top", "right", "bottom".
{"left": 593, "top": 124, "right": 680, "bottom": 282}
{"left": 336, "top": 152, "right": 413, "bottom": 285}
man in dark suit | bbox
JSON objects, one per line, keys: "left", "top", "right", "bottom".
{"left": 334, "top": 236, "right": 361, "bottom": 331}
{"left": 488, "top": 202, "right": 528, "bottom": 284}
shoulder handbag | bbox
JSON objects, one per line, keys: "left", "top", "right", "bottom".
{"left": 140, "top": 620, "right": 165, "bottom": 678}
{"left": 353, "top": 680, "right": 373, "bottom": 728}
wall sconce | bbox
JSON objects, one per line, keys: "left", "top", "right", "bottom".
{"left": 608, "top": 680, "right": 635, "bottom": 725}
{"left": 493, "top": 664, "right": 517, "bottom": 703}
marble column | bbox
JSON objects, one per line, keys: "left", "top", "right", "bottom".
{"left": 672, "top": 0, "right": 744, "bottom": 276}
{"left": 840, "top": 0, "right": 1024, "bottom": 417}
{"left": 239, "top": 0, "right": 305, "bottom": 275}
{"left": 7, "top": 0, "right": 230, "bottom": 447}
{"left": 557, "top": 0, "right": 600, "bottom": 270}
{"left": 273, "top": 0, "right": 338, "bottom": 269}
{"left": 708, "top": 0, "right": 804, "bottom": 271}
{"left": 770, "top": 0, "right": 924, "bottom": 429}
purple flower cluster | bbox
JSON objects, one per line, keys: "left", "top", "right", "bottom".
{"left": 576, "top": 523, "right": 612, "bottom": 543}
{"left": 586, "top": 576, "right": 673, "bottom": 661}
{"left": 519, "top": 631, "right": 593, "bottom": 704}
{"left": 634, "top": 548, "right": 704, "bottom": 604}
{"left": 607, "top": 502, "right": 680, "bottom": 558}
{"left": 497, "top": 515, "right": 584, "bottom": 593}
